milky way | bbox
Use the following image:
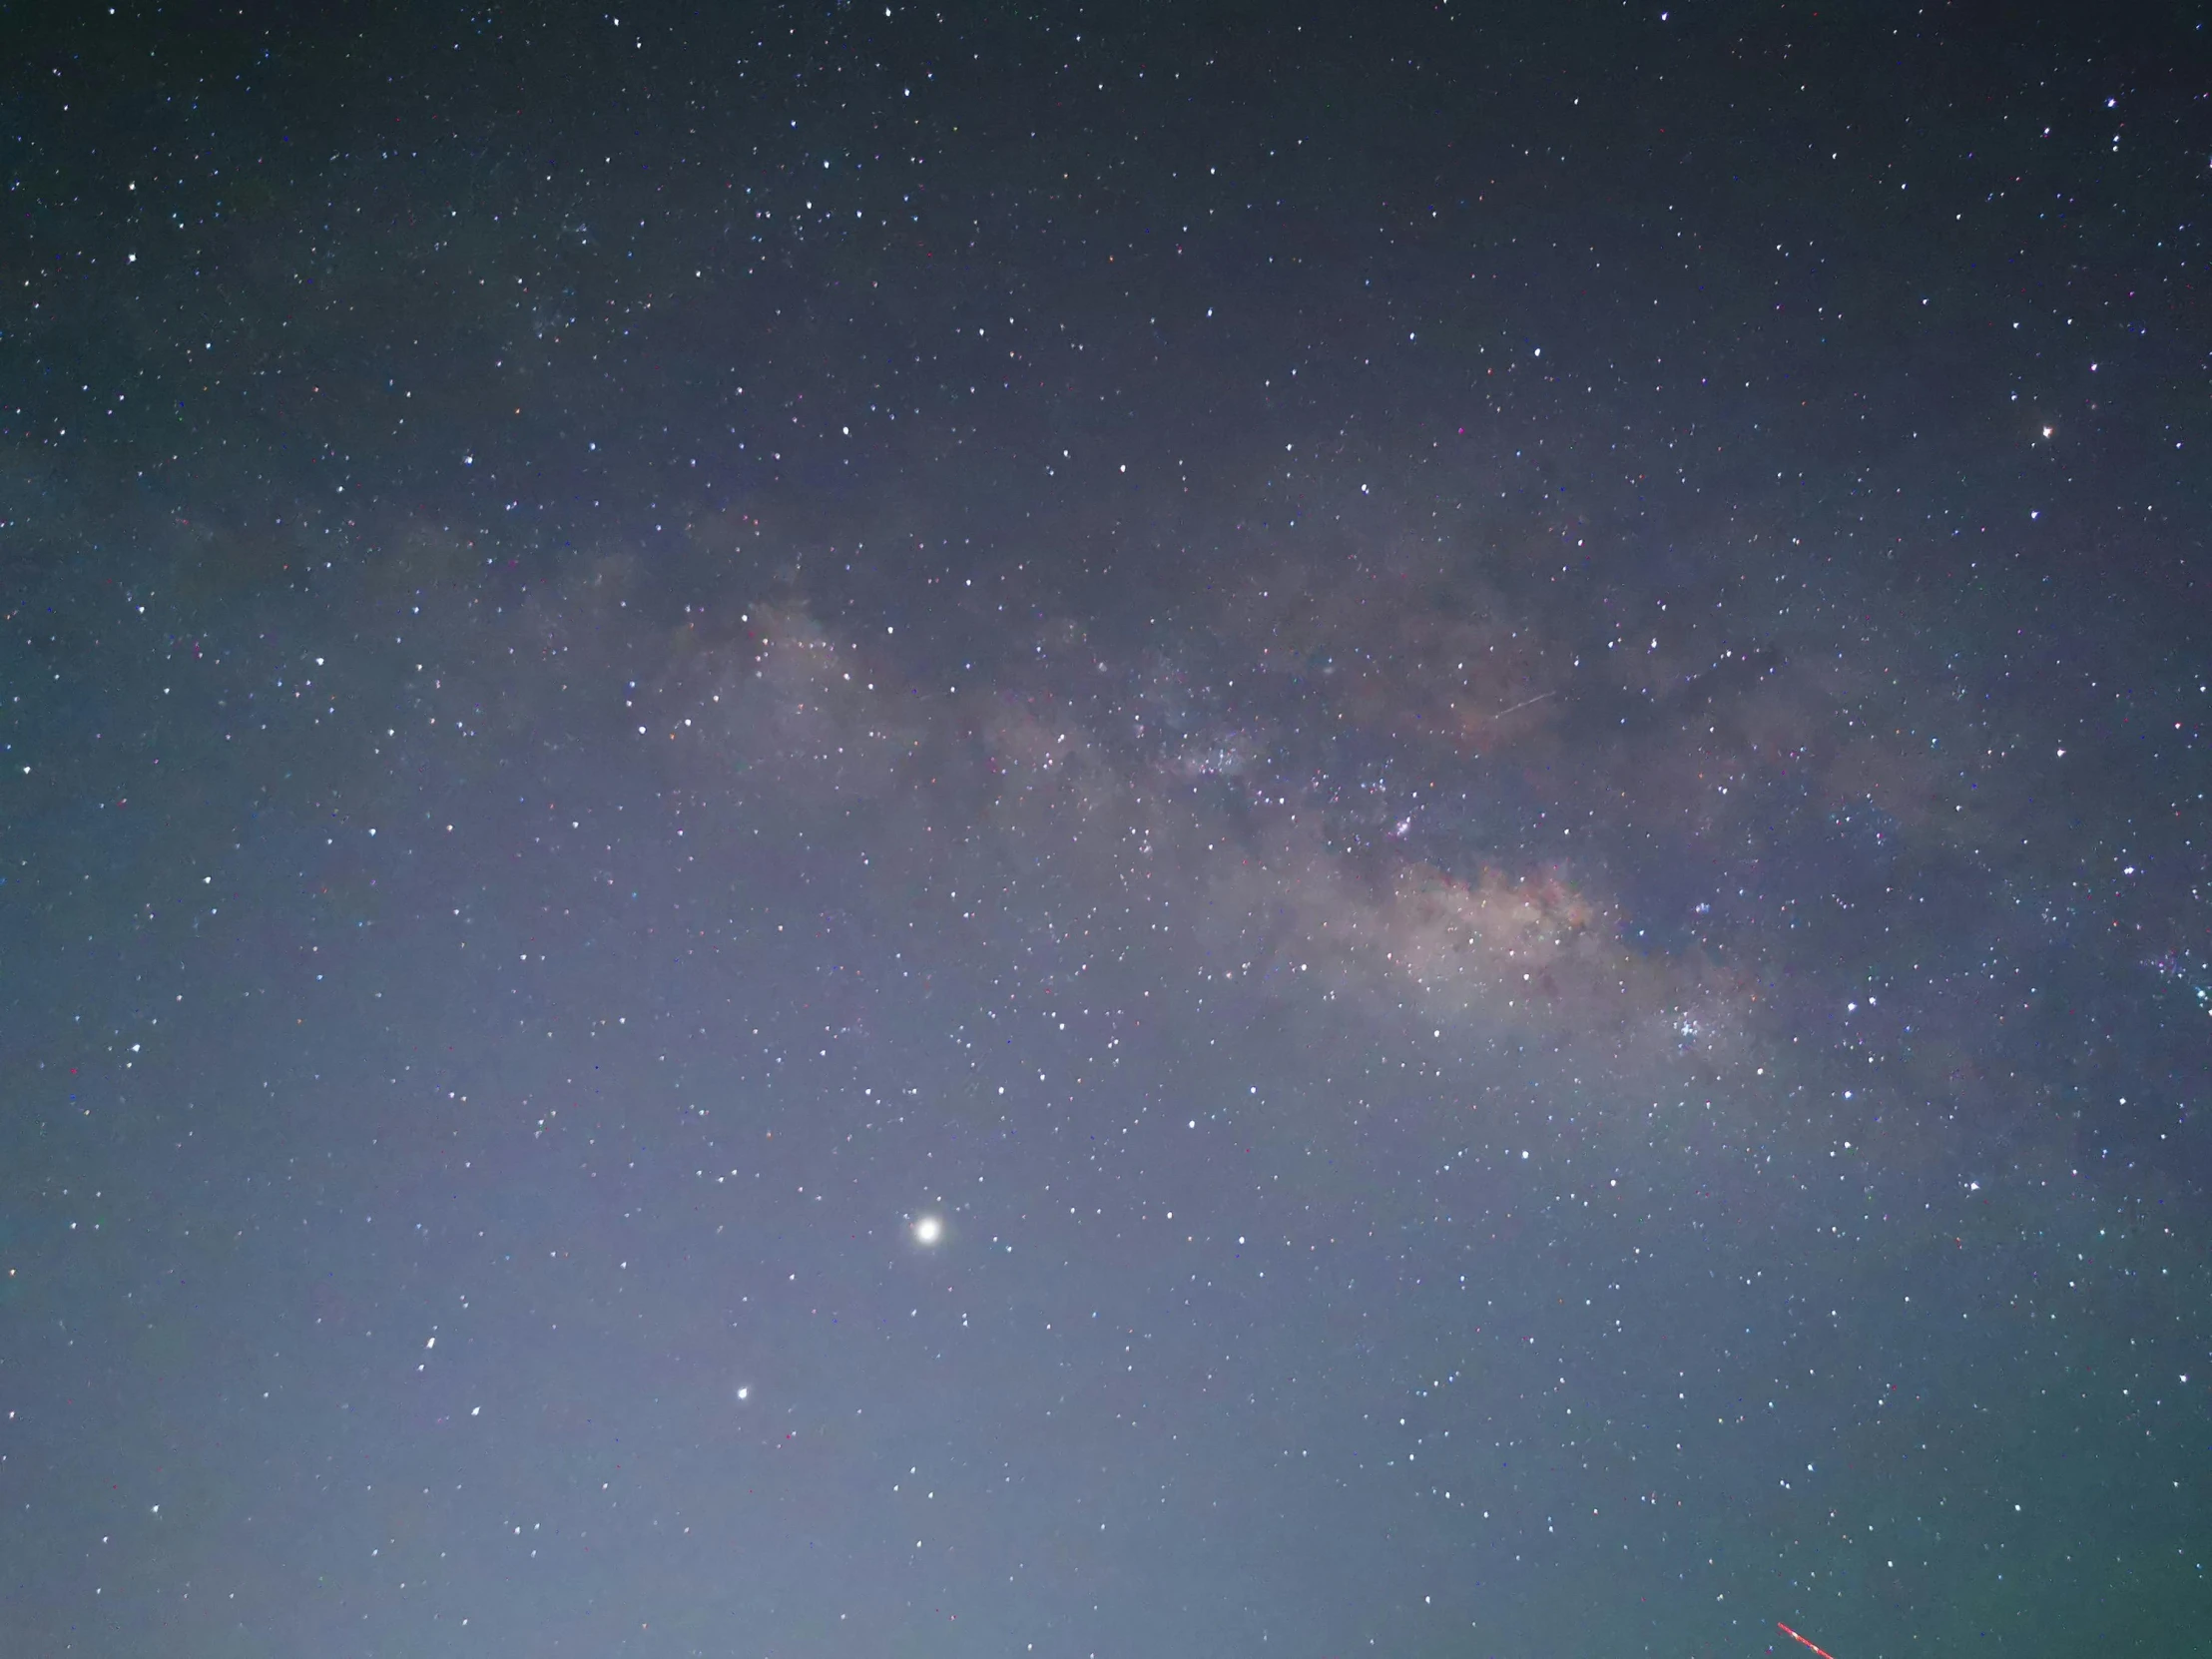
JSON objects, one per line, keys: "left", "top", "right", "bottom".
{"left": 5, "top": 6, "right": 2207, "bottom": 1656}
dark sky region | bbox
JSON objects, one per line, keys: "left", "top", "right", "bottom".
{"left": 3, "top": 3, "right": 2209, "bottom": 1655}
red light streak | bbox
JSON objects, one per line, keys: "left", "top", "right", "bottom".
{"left": 1778, "top": 1622, "right": 1839, "bottom": 1659}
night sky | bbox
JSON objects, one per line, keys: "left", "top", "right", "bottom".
{"left": 5, "top": 4, "right": 2210, "bottom": 1655}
